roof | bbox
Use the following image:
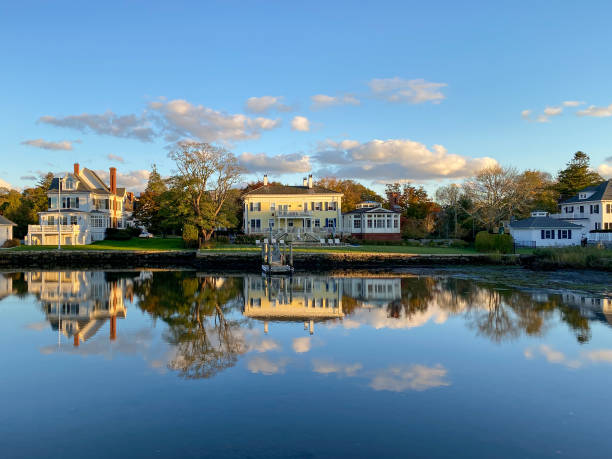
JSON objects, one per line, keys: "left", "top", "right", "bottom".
{"left": 48, "top": 168, "right": 120, "bottom": 196}
{"left": 344, "top": 206, "right": 399, "bottom": 215}
{"left": 243, "top": 184, "right": 342, "bottom": 197}
{"left": 0, "top": 215, "right": 16, "bottom": 226}
{"left": 560, "top": 180, "right": 612, "bottom": 204}
{"left": 509, "top": 216, "right": 583, "bottom": 229}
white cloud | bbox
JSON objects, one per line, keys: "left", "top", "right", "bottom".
{"left": 312, "top": 360, "right": 363, "bottom": 377}
{"left": 536, "top": 114, "right": 551, "bottom": 123}
{"left": 524, "top": 345, "right": 582, "bottom": 369}
{"left": 577, "top": 103, "right": 612, "bottom": 117}
{"left": 245, "top": 96, "right": 291, "bottom": 114}
{"left": 292, "top": 337, "right": 312, "bottom": 353}
{"left": 0, "top": 178, "right": 14, "bottom": 190}
{"left": 238, "top": 152, "right": 311, "bottom": 173}
{"left": 95, "top": 169, "right": 150, "bottom": 191}
{"left": 247, "top": 356, "right": 290, "bottom": 375}
{"left": 315, "top": 138, "right": 498, "bottom": 181}
{"left": 521, "top": 109, "right": 532, "bottom": 120}
{"left": 563, "top": 100, "right": 584, "bottom": 107}
{"left": 106, "top": 153, "right": 125, "bottom": 163}
{"left": 543, "top": 106, "right": 562, "bottom": 116}
{"left": 597, "top": 164, "right": 612, "bottom": 178}
{"left": 21, "top": 138, "right": 78, "bottom": 151}
{"left": 311, "top": 94, "right": 360, "bottom": 109}
{"left": 151, "top": 99, "right": 281, "bottom": 143}
{"left": 369, "top": 364, "right": 450, "bottom": 392}
{"left": 369, "top": 77, "right": 447, "bottom": 104}
{"left": 39, "top": 111, "right": 155, "bottom": 142}
{"left": 291, "top": 115, "right": 310, "bottom": 132}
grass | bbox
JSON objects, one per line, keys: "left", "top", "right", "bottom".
{"left": 10, "top": 237, "right": 479, "bottom": 255}
{"left": 531, "top": 246, "right": 612, "bottom": 269}
{"left": 10, "top": 237, "right": 186, "bottom": 251}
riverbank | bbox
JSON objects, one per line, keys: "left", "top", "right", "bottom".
{"left": 0, "top": 248, "right": 521, "bottom": 271}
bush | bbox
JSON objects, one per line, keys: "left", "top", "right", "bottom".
{"left": 2, "top": 238, "right": 20, "bottom": 248}
{"left": 182, "top": 224, "right": 199, "bottom": 248}
{"left": 450, "top": 239, "right": 469, "bottom": 249}
{"left": 235, "top": 234, "right": 257, "bottom": 244}
{"left": 105, "top": 228, "right": 133, "bottom": 240}
{"left": 475, "top": 231, "right": 513, "bottom": 254}
{"left": 215, "top": 235, "right": 230, "bottom": 244}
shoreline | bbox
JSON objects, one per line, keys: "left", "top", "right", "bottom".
{"left": 0, "top": 249, "right": 528, "bottom": 271}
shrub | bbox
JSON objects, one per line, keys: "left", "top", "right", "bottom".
{"left": 450, "top": 239, "right": 469, "bottom": 249}
{"left": 215, "top": 235, "right": 230, "bottom": 244}
{"left": 182, "top": 224, "right": 199, "bottom": 248}
{"left": 235, "top": 234, "right": 257, "bottom": 244}
{"left": 475, "top": 231, "right": 513, "bottom": 254}
{"left": 2, "top": 238, "right": 20, "bottom": 248}
{"left": 105, "top": 228, "right": 133, "bottom": 240}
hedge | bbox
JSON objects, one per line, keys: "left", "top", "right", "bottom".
{"left": 475, "top": 231, "right": 513, "bottom": 253}
{"left": 182, "top": 224, "right": 199, "bottom": 248}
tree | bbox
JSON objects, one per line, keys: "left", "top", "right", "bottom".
{"left": 516, "top": 170, "right": 559, "bottom": 217}
{"left": 462, "top": 165, "right": 521, "bottom": 232}
{"left": 556, "top": 151, "right": 603, "bottom": 200}
{"left": 386, "top": 182, "right": 440, "bottom": 236}
{"left": 315, "top": 177, "right": 383, "bottom": 211}
{"left": 168, "top": 142, "right": 244, "bottom": 243}
{"left": 435, "top": 184, "right": 461, "bottom": 238}
{"left": 134, "top": 165, "right": 168, "bottom": 234}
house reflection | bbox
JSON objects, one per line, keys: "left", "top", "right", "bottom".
{"left": 26, "top": 271, "right": 139, "bottom": 346}
{"left": 0, "top": 273, "right": 12, "bottom": 302}
{"left": 243, "top": 275, "right": 344, "bottom": 334}
{"left": 242, "top": 275, "right": 404, "bottom": 334}
{"left": 558, "top": 292, "right": 612, "bottom": 327}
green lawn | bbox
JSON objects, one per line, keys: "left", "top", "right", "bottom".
{"left": 11, "top": 237, "right": 186, "bottom": 251}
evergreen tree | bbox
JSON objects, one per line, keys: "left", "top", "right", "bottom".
{"left": 556, "top": 151, "right": 603, "bottom": 200}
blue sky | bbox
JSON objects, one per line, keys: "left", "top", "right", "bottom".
{"left": 2, "top": 0, "right": 612, "bottom": 193}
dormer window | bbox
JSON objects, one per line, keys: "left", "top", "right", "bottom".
{"left": 64, "top": 178, "right": 76, "bottom": 190}
{"left": 579, "top": 193, "right": 586, "bottom": 199}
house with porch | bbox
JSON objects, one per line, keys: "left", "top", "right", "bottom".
{"left": 25, "top": 163, "right": 135, "bottom": 245}
{"left": 241, "top": 174, "right": 342, "bottom": 242}
{"left": 342, "top": 201, "right": 401, "bottom": 241}
{"left": 509, "top": 211, "right": 583, "bottom": 247}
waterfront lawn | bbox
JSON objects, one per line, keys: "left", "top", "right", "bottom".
{"left": 11, "top": 237, "right": 186, "bottom": 251}
{"left": 206, "top": 243, "right": 479, "bottom": 255}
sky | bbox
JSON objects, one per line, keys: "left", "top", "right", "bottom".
{"left": 2, "top": 0, "right": 612, "bottom": 194}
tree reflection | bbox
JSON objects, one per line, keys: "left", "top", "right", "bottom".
{"left": 135, "top": 273, "right": 246, "bottom": 379}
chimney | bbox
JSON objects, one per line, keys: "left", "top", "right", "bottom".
{"left": 263, "top": 174, "right": 268, "bottom": 186}
{"left": 109, "top": 167, "right": 117, "bottom": 194}
{"left": 308, "top": 174, "right": 313, "bottom": 189}
{"left": 303, "top": 177, "right": 308, "bottom": 186}
{"left": 73, "top": 163, "right": 80, "bottom": 176}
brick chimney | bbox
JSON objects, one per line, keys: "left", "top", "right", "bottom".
{"left": 109, "top": 167, "right": 117, "bottom": 194}
{"left": 73, "top": 163, "right": 80, "bottom": 176}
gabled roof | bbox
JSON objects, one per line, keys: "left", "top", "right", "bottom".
{"left": 243, "top": 184, "right": 342, "bottom": 197}
{"left": 509, "top": 216, "right": 583, "bottom": 229}
{"left": 48, "top": 168, "right": 120, "bottom": 196}
{"left": 560, "top": 180, "right": 612, "bottom": 204}
{"left": 344, "top": 206, "right": 399, "bottom": 215}
{"left": 0, "top": 215, "right": 16, "bottom": 226}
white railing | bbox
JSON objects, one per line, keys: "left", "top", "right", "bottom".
{"left": 276, "top": 211, "right": 313, "bottom": 217}
{"left": 28, "top": 225, "right": 81, "bottom": 233}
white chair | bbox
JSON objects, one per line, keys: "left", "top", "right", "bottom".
{"left": 327, "top": 238, "right": 333, "bottom": 245}
{"left": 255, "top": 239, "right": 261, "bottom": 246}
{"left": 264, "top": 238, "right": 269, "bottom": 244}
{"left": 334, "top": 238, "right": 340, "bottom": 245}
{"left": 279, "top": 239, "right": 285, "bottom": 245}
{"left": 320, "top": 239, "right": 326, "bottom": 245}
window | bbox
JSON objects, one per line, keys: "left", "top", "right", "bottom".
{"left": 387, "top": 217, "right": 392, "bottom": 228}
{"left": 328, "top": 202, "right": 337, "bottom": 211}
{"left": 595, "top": 222, "right": 600, "bottom": 230}
{"left": 557, "top": 229, "right": 572, "bottom": 239}
{"left": 590, "top": 204, "right": 599, "bottom": 214}
{"left": 270, "top": 202, "right": 276, "bottom": 212}
{"left": 376, "top": 219, "right": 385, "bottom": 228}
{"left": 268, "top": 219, "right": 275, "bottom": 228}
{"left": 313, "top": 202, "right": 322, "bottom": 211}
{"left": 47, "top": 216, "right": 55, "bottom": 226}
{"left": 541, "top": 230, "right": 555, "bottom": 239}
{"left": 580, "top": 205, "right": 584, "bottom": 213}
{"left": 250, "top": 219, "right": 261, "bottom": 229}
{"left": 70, "top": 216, "right": 77, "bottom": 225}
{"left": 353, "top": 218, "right": 361, "bottom": 229}
{"left": 565, "top": 206, "right": 573, "bottom": 213}
{"left": 607, "top": 204, "right": 611, "bottom": 214}
{"left": 288, "top": 221, "right": 294, "bottom": 227}
{"left": 367, "top": 217, "right": 373, "bottom": 228}
{"left": 393, "top": 216, "right": 399, "bottom": 228}
{"left": 325, "top": 218, "right": 336, "bottom": 228}
{"left": 75, "top": 197, "right": 79, "bottom": 208}
{"left": 254, "top": 202, "right": 261, "bottom": 211}
{"left": 314, "top": 219, "right": 320, "bottom": 228}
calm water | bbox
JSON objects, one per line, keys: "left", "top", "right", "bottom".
{"left": 1, "top": 269, "right": 612, "bottom": 458}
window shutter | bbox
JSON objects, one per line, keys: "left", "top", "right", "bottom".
{"left": 541, "top": 230, "right": 545, "bottom": 239}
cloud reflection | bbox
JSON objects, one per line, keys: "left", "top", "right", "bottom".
{"left": 369, "top": 364, "right": 450, "bottom": 392}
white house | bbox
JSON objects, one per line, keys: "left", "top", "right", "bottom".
{"left": 342, "top": 201, "right": 401, "bottom": 241}
{"left": 25, "top": 163, "right": 135, "bottom": 246}
{"left": 0, "top": 215, "right": 16, "bottom": 246}
{"left": 509, "top": 211, "right": 583, "bottom": 247}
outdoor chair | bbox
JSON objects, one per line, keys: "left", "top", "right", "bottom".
{"left": 255, "top": 240, "right": 261, "bottom": 246}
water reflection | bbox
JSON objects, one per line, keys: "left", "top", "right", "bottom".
{"left": 3, "top": 270, "right": 612, "bottom": 378}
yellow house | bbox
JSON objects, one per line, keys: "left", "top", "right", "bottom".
{"left": 242, "top": 174, "right": 342, "bottom": 241}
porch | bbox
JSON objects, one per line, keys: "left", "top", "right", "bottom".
{"left": 26, "top": 224, "right": 85, "bottom": 246}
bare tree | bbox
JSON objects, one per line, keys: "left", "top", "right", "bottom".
{"left": 435, "top": 183, "right": 461, "bottom": 238}
{"left": 169, "top": 142, "right": 244, "bottom": 243}
{"left": 462, "top": 165, "right": 521, "bottom": 232}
